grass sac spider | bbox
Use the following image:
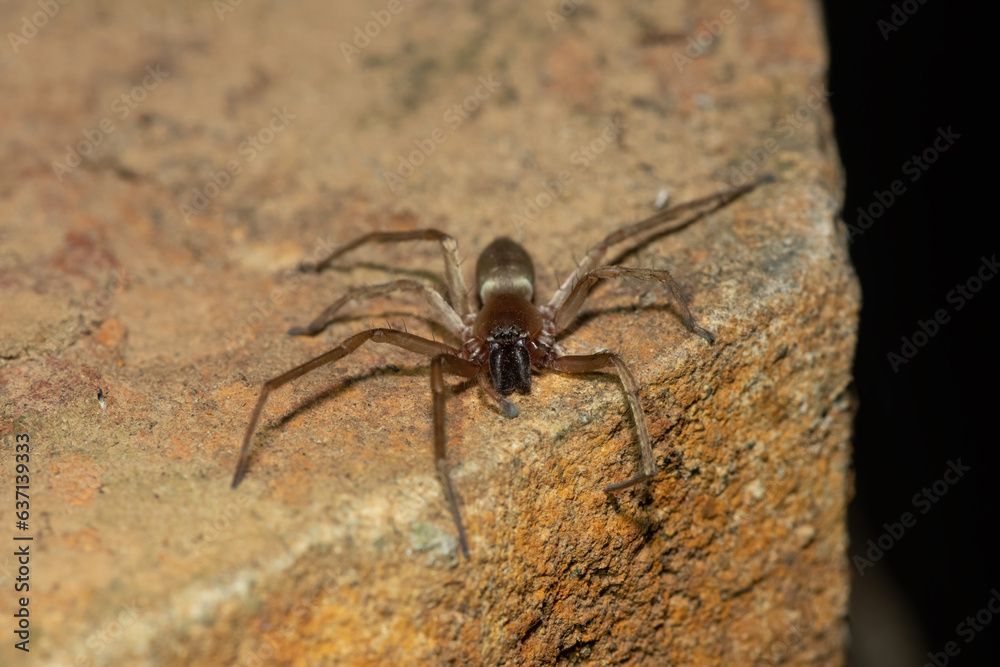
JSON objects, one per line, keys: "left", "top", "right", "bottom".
{"left": 231, "top": 175, "right": 773, "bottom": 558}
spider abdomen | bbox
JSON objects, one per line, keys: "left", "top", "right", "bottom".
{"left": 476, "top": 237, "right": 535, "bottom": 305}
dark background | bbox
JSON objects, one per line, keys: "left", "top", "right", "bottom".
{"left": 822, "top": 1, "right": 995, "bottom": 665}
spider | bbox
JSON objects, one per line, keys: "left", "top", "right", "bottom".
{"left": 231, "top": 175, "right": 773, "bottom": 558}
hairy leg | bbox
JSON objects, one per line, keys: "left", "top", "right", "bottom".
{"left": 232, "top": 328, "right": 459, "bottom": 487}
{"left": 304, "top": 229, "right": 472, "bottom": 318}
{"left": 548, "top": 175, "right": 773, "bottom": 312}
{"left": 430, "top": 354, "right": 481, "bottom": 559}
{"left": 547, "top": 352, "right": 657, "bottom": 492}
{"left": 287, "top": 279, "right": 464, "bottom": 339}
{"left": 551, "top": 266, "right": 715, "bottom": 343}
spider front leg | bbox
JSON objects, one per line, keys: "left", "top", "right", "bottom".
{"left": 231, "top": 328, "right": 458, "bottom": 487}
{"left": 430, "top": 355, "right": 481, "bottom": 559}
{"left": 552, "top": 266, "right": 715, "bottom": 343}
{"left": 548, "top": 174, "right": 773, "bottom": 313}
{"left": 547, "top": 352, "right": 657, "bottom": 491}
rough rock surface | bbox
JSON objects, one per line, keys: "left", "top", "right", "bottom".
{"left": 0, "top": 0, "right": 856, "bottom": 664}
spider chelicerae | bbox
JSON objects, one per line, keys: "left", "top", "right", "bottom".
{"left": 232, "top": 175, "right": 773, "bottom": 558}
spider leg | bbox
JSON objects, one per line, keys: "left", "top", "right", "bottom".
{"left": 305, "top": 229, "right": 472, "bottom": 318}
{"left": 547, "top": 352, "right": 657, "bottom": 492}
{"left": 287, "top": 279, "right": 464, "bottom": 339}
{"left": 548, "top": 174, "right": 773, "bottom": 312}
{"left": 431, "top": 354, "right": 482, "bottom": 559}
{"left": 551, "top": 266, "right": 715, "bottom": 343}
{"left": 231, "top": 328, "right": 459, "bottom": 488}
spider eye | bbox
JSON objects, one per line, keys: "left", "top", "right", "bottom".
{"left": 489, "top": 339, "right": 532, "bottom": 395}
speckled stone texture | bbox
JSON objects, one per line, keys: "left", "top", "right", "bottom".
{"left": 0, "top": 0, "right": 855, "bottom": 664}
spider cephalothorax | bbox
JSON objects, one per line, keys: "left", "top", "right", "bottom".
{"left": 232, "top": 175, "right": 773, "bottom": 558}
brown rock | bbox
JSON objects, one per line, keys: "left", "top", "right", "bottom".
{"left": 0, "top": 0, "right": 855, "bottom": 664}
